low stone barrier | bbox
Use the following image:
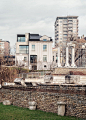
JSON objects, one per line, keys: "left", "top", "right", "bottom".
{"left": 0, "top": 85, "right": 86, "bottom": 119}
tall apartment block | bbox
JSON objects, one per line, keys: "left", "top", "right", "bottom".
{"left": 55, "top": 16, "right": 78, "bottom": 45}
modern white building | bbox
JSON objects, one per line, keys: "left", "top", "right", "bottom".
{"left": 15, "top": 33, "right": 53, "bottom": 70}
{"left": 54, "top": 16, "right": 78, "bottom": 45}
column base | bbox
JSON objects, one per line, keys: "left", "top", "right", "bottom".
{"left": 65, "top": 63, "right": 70, "bottom": 67}
{"left": 71, "top": 63, "right": 77, "bottom": 68}
{"left": 57, "top": 64, "right": 62, "bottom": 67}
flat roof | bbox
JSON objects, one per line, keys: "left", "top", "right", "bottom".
{"left": 56, "top": 16, "right": 78, "bottom": 18}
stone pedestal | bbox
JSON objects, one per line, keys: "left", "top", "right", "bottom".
{"left": 57, "top": 102, "right": 66, "bottom": 116}
{"left": 29, "top": 101, "right": 36, "bottom": 110}
{"left": 3, "top": 100, "right": 11, "bottom": 105}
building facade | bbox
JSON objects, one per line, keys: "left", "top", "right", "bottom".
{"left": 0, "top": 39, "right": 10, "bottom": 56}
{"left": 15, "top": 33, "right": 53, "bottom": 70}
{"left": 55, "top": 16, "right": 78, "bottom": 45}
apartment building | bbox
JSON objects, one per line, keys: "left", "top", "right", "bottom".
{"left": 0, "top": 39, "right": 10, "bottom": 55}
{"left": 15, "top": 33, "right": 53, "bottom": 70}
{"left": 55, "top": 16, "right": 78, "bottom": 45}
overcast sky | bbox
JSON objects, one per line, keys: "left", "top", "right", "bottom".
{"left": 0, "top": 0, "right": 86, "bottom": 51}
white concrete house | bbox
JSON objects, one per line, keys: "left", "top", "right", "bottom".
{"left": 15, "top": 33, "right": 53, "bottom": 70}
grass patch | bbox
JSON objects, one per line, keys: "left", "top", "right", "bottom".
{"left": 0, "top": 103, "right": 80, "bottom": 120}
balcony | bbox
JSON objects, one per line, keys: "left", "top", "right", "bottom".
{"left": 63, "top": 25, "right": 67, "bottom": 27}
{"left": 63, "top": 31, "right": 68, "bottom": 34}
{"left": 68, "top": 24, "right": 73, "bottom": 27}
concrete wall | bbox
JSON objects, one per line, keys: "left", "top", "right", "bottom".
{"left": 0, "top": 85, "right": 86, "bottom": 119}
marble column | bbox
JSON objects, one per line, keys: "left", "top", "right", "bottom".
{"left": 71, "top": 46, "right": 76, "bottom": 67}
{"left": 65, "top": 46, "right": 70, "bottom": 67}
{"left": 57, "top": 46, "right": 62, "bottom": 67}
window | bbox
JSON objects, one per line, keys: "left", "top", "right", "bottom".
{"left": 64, "top": 34, "right": 67, "bottom": 36}
{"left": 43, "top": 45, "right": 47, "bottom": 51}
{"left": 19, "top": 45, "right": 29, "bottom": 54}
{"left": 68, "top": 20, "right": 72, "bottom": 22}
{"left": 53, "top": 56, "right": 54, "bottom": 61}
{"left": 24, "top": 57, "right": 27, "bottom": 61}
{"left": 18, "top": 37, "right": 25, "bottom": 42}
{"left": 43, "top": 55, "right": 47, "bottom": 62}
{"left": 30, "top": 55, "right": 37, "bottom": 63}
{"left": 32, "top": 45, "right": 35, "bottom": 51}
{"left": 43, "top": 39, "right": 47, "bottom": 41}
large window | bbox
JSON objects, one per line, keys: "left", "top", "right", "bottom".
{"left": 43, "top": 45, "right": 47, "bottom": 51}
{"left": 19, "top": 45, "right": 29, "bottom": 54}
{"left": 43, "top": 55, "right": 47, "bottom": 62}
{"left": 18, "top": 37, "right": 25, "bottom": 42}
{"left": 32, "top": 45, "right": 35, "bottom": 51}
{"left": 30, "top": 55, "right": 37, "bottom": 63}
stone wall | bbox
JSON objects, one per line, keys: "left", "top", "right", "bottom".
{"left": 54, "top": 67, "right": 86, "bottom": 75}
{"left": 0, "top": 85, "right": 86, "bottom": 119}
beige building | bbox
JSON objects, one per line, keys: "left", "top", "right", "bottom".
{"left": 0, "top": 39, "right": 10, "bottom": 56}
{"left": 55, "top": 16, "right": 78, "bottom": 45}
{"left": 15, "top": 33, "right": 53, "bottom": 70}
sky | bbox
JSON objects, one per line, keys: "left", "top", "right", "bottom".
{"left": 0, "top": 0, "right": 86, "bottom": 53}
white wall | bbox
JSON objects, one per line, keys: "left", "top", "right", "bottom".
{"left": 29, "top": 41, "right": 53, "bottom": 70}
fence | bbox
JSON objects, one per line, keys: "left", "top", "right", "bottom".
{"left": 18, "top": 71, "right": 50, "bottom": 79}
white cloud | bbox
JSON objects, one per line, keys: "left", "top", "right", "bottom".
{"left": 0, "top": 0, "right": 86, "bottom": 48}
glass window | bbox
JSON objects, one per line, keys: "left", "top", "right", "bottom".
{"left": 64, "top": 34, "right": 67, "bottom": 36}
{"left": 18, "top": 37, "right": 25, "bottom": 42}
{"left": 68, "top": 20, "right": 72, "bottom": 22}
{"left": 32, "top": 45, "right": 35, "bottom": 51}
{"left": 43, "top": 55, "right": 47, "bottom": 62}
{"left": 19, "top": 45, "right": 29, "bottom": 54}
{"left": 43, "top": 45, "right": 47, "bottom": 51}
{"left": 53, "top": 56, "right": 54, "bottom": 61}
{"left": 30, "top": 55, "right": 37, "bottom": 63}
{"left": 43, "top": 39, "right": 47, "bottom": 41}
{"left": 24, "top": 57, "right": 27, "bottom": 61}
